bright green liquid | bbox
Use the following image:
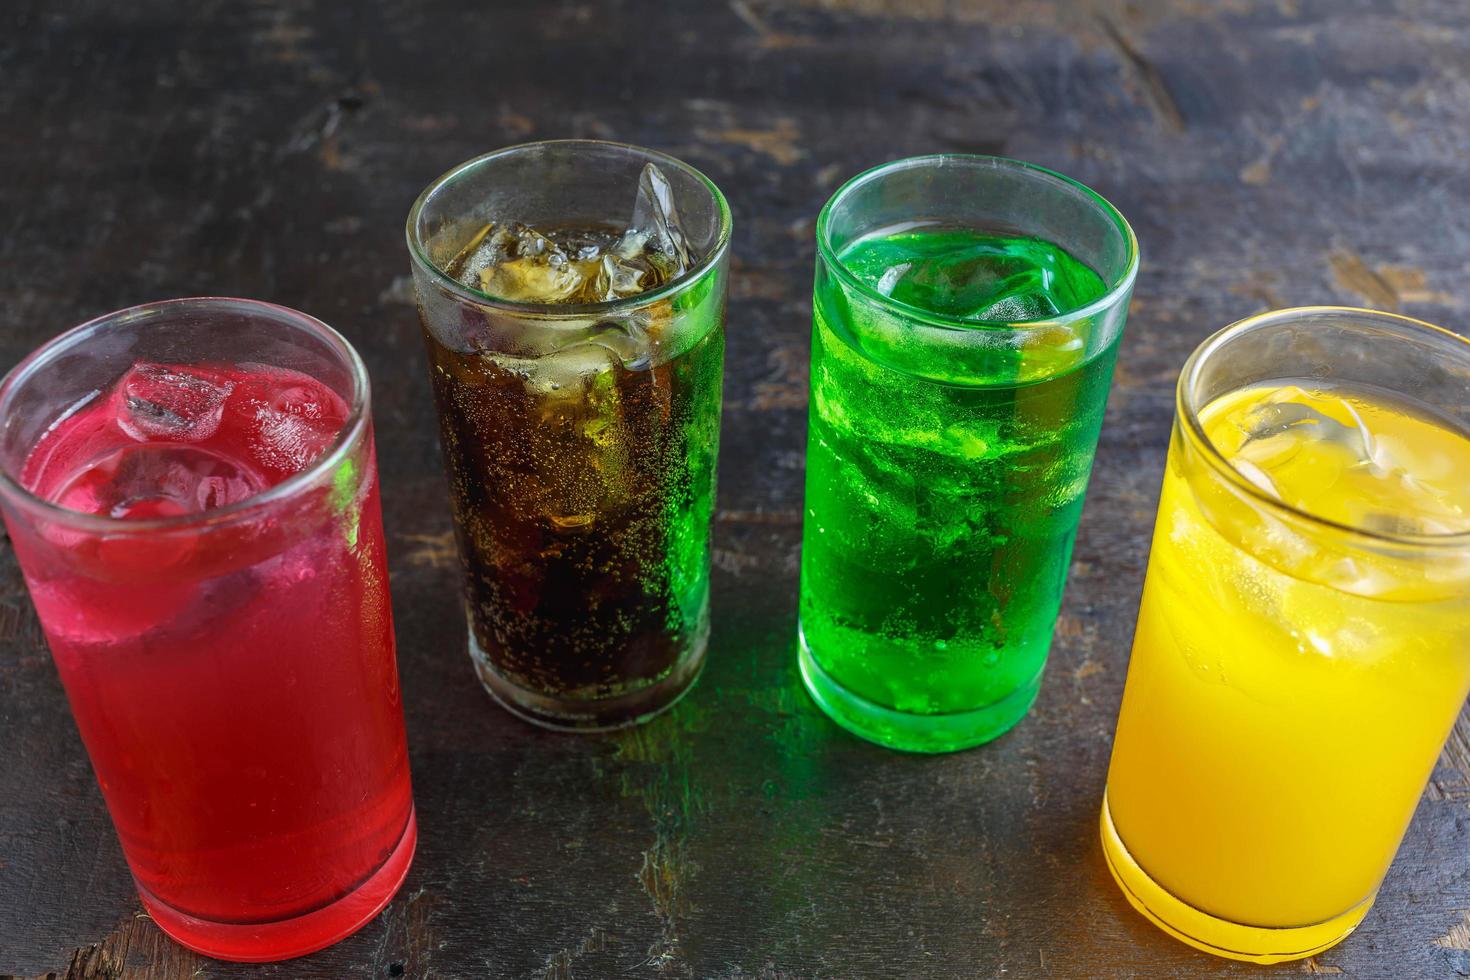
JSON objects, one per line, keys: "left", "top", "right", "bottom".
{"left": 799, "top": 226, "right": 1118, "bottom": 751}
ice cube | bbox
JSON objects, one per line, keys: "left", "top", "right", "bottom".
{"left": 447, "top": 223, "right": 503, "bottom": 290}
{"left": 1242, "top": 399, "right": 1375, "bottom": 464}
{"left": 586, "top": 319, "right": 652, "bottom": 364}
{"left": 1231, "top": 458, "right": 1279, "bottom": 497}
{"left": 476, "top": 223, "right": 590, "bottom": 303}
{"left": 618, "top": 163, "right": 692, "bottom": 280}
{"left": 875, "top": 263, "right": 912, "bottom": 297}
{"left": 592, "top": 253, "right": 652, "bottom": 302}
{"left": 495, "top": 342, "right": 629, "bottom": 501}
{"left": 246, "top": 404, "right": 341, "bottom": 477}
{"left": 226, "top": 375, "right": 347, "bottom": 479}
{"left": 502, "top": 341, "right": 620, "bottom": 397}
{"left": 267, "top": 383, "right": 329, "bottom": 421}
{"left": 116, "top": 363, "right": 234, "bottom": 442}
{"left": 872, "top": 242, "right": 1068, "bottom": 322}
{"left": 54, "top": 444, "right": 264, "bottom": 518}
{"left": 975, "top": 292, "right": 1062, "bottom": 322}
{"left": 445, "top": 164, "right": 692, "bottom": 307}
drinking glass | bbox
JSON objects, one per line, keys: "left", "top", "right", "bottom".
{"left": 798, "top": 155, "right": 1138, "bottom": 752}
{"left": 1102, "top": 306, "right": 1470, "bottom": 962}
{"left": 407, "top": 141, "right": 730, "bottom": 730}
{"left": 0, "top": 298, "right": 415, "bottom": 961}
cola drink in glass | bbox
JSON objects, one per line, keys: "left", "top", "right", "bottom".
{"left": 408, "top": 141, "right": 731, "bottom": 729}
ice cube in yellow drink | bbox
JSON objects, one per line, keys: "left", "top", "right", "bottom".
{"left": 1102, "top": 380, "right": 1470, "bottom": 962}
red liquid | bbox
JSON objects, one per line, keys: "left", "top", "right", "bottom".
{"left": 11, "top": 362, "right": 414, "bottom": 960}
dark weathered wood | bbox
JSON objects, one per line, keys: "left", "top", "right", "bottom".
{"left": 3, "top": 0, "right": 1470, "bottom": 976}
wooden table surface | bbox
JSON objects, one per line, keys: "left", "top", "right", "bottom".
{"left": 3, "top": 1, "right": 1469, "bottom": 977}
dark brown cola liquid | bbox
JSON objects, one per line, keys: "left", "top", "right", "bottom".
{"left": 420, "top": 235, "right": 723, "bottom": 710}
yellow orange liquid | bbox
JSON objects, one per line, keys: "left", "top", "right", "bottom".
{"left": 1104, "top": 381, "right": 1470, "bottom": 960}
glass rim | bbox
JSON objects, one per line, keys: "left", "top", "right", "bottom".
{"left": 404, "top": 138, "right": 733, "bottom": 317}
{"left": 0, "top": 296, "right": 372, "bottom": 535}
{"left": 814, "top": 153, "right": 1140, "bottom": 333}
{"left": 1177, "top": 304, "right": 1470, "bottom": 550}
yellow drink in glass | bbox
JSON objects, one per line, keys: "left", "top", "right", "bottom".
{"left": 1101, "top": 308, "right": 1470, "bottom": 963}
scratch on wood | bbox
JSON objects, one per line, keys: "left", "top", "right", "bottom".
{"left": 318, "top": 135, "right": 344, "bottom": 170}
{"left": 1072, "top": 659, "right": 1105, "bottom": 681}
{"left": 815, "top": 162, "right": 845, "bottom": 188}
{"left": 1096, "top": 16, "right": 1186, "bottom": 133}
{"left": 785, "top": 0, "right": 1254, "bottom": 28}
{"left": 367, "top": 885, "right": 442, "bottom": 978}
{"left": 1427, "top": 703, "right": 1470, "bottom": 802}
{"left": 402, "top": 531, "right": 457, "bottom": 569}
{"left": 403, "top": 887, "right": 439, "bottom": 977}
{"left": 639, "top": 838, "right": 693, "bottom": 925}
{"left": 613, "top": 706, "right": 708, "bottom": 975}
{"left": 698, "top": 119, "right": 805, "bottom": 165}
{"left": 0, "top": 601, "right": 23, "bottom": 643}
{"left": 1435, "top": 911, "right": 1470, "bottom": 951}
{"left": 728, "top": 0, "right": 815, "bottom": 48}
{"left": 1300, "top": 956, "right": 1344, "bottom": 974}
{"left": 1402, "top": 21, "right": 1458, "bottom": 44}
{"left": 1230, "top": 277, "right": 1285, "bottom": 312}
{"left": 379, "top": 274, "right": 418, "bottom": 307}
{"left": 31, "top": 912, "right": 201, "bottom": 980}
{"left": 713, "top": 547, "right": 764, "bottom": 575}
{"left": 804, "top": 0, "right": 950, "bottom": 18}
{"left": 543, "top": 950, "right": 574, "bottom": 980}
{"left": 282, "top": 93, "right": 367, "bottom": 173}
{"left": 716, "top": 509, "right": 803, "bottom": 526}
{"left": 750, "top": 345, "right": 808, "bottom": 411}
{"left": 1239, "top": 135, "right": 1283, "bottom": 185}
{"left": 1377, "top": 265, "right": 1457, "bottom": 306}
{"left": 1054, "top": 615, "right": 1086, "bottom": 641}
{"left": 729, "top": 264, "right": 790, "bottom": 301}
{"left": 818, "top": 826, "right": 893, "bottom": 848}
{"left": 729, "top": 0, "right": 769, "bottom": 34}
{"left": 403, "top": 113, "right": 459, "bottom": 133}
{"left": 1329, "top": 250, "right": 1400, "bottom": 310}
{"left": 1107, "top": 349, "right": 1180, "bottom": 396}
{"left": 499, "top": 105, "right": 535, "bottom": 139}
{"left": 789, "top": 0, "right": 1000, "bottom": 22}
{"left": 542, "top": 926, "right": 613, "bottom": 980}
{"left": 251, "top": 6, "right": 313, "bottom": 64}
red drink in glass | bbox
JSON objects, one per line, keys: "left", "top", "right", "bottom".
{"left": 0, "top": 300, "right": 415, "bottom": 961}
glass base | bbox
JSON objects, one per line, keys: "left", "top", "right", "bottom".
{"left": 1099, "top": 795, "right": 1370, "bottom": 963}
{"left": 470, "top": 630, "right": 706, "bottom": 732}
{"left": 136, "top": 806, "right": 417, "bottom": 963}
{"left": 797, "top": 626, "right": 1042, "bottom": 753}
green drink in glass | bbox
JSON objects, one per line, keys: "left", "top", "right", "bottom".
{"left": 798, "top": 155, "right": 1139, "bottom": 752}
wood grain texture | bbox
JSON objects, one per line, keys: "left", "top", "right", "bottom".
{"left": 2, "top": 0, "right": 1469, "bottom": 976}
